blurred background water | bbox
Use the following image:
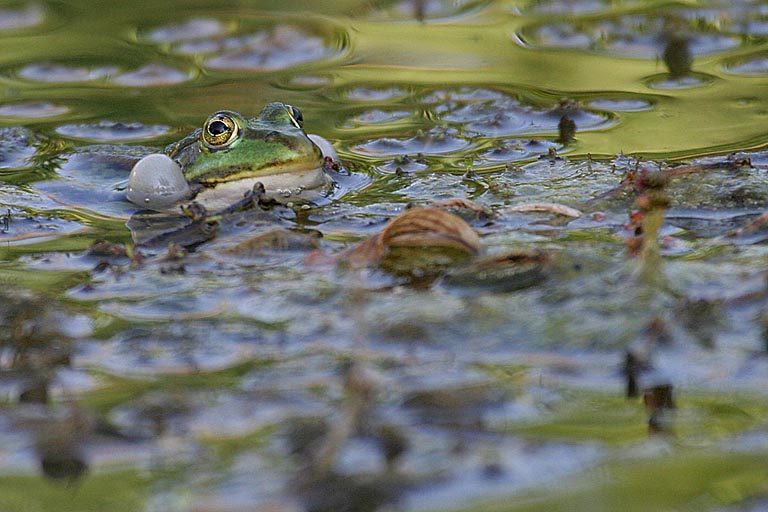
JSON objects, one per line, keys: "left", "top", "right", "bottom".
{"left": 2, "top": 1, "right": 768, "bottom": 511}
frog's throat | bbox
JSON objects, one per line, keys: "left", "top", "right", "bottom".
{"left": 192, "top": 166, "right": 328, "bottom": 210}
{"left": 190, "top": 159, "right": 323, "bottom": 184}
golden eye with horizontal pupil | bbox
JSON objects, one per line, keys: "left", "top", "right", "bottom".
{"left": 285, "top": 104, "right": 303, "bottom": 128}
{"left": 202, "top": 112, "right": 239, "bottom": 148}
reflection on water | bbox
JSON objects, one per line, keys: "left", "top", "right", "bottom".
{"left": 1, "top": 1, "right": 768, "bottom": 511}
{"left": 54, "top": 121, "right": 171, "bottom": 142}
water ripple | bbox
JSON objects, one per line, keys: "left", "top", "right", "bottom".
{"left": 55, "top": 121, "right": 171, "bottom": 142}
{"left": 110, "top": 64, "right": 193, "bottom": 87}
{"left": 16, "top": 63, "right": 119, "bottom": 83}
{"left": 0, "top": 4, "right": 45, "bottom": 32}
{"left": 518, "top": 12, "right": 743, "bottom": 59}
{"left": 0, "top": 101, "right": 70, "bottom": 119}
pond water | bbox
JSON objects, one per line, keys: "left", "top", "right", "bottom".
{"left": 2, "top": 1, "right": 768, "bottom": 511}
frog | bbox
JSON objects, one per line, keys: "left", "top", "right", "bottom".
{"left": 126, "top": 102, "right": 338, "bottom": 211}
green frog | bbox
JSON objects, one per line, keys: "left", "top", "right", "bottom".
{"left": 126, "top": 102, "right": 337, "bottom": 210}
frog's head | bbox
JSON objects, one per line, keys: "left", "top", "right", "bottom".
{"left": 176, "top": 102, "right": 324, "bottom": 185}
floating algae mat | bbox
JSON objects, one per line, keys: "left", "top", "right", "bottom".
{"left": 1, "top": 1, "right": 768, "bottom": 511}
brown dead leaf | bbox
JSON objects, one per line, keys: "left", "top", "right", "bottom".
{"left": 342, "top": 207, "right": 481, "bottom": 268}
{"left": 381, "top": 207, "right": 481, "bottom": 252}
{"left": 430, "top": 198, "right": 494, "bottom": 219}
{"left": 340, "top": 233, "right": 386, "bottom": 269}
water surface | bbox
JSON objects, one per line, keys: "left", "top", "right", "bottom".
{"left": 2, "top": 1, "right": 768, "bottom": 511}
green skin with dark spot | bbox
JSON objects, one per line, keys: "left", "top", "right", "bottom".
{"left": 166, "top": 102, "right": 324, "bottom": 186}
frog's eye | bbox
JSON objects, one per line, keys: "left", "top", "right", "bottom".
{"left": 202, "top": 112, "right": 239, "bottom": 148}
{"left": 285, "top": 104, "right": 304, "bottom": 129}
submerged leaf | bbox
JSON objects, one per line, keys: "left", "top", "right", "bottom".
{"left": 444, "top": 248, "right": 550, "bottom": 291}
{"left": 223, "top": 229, "right": 321, "bottom": 258}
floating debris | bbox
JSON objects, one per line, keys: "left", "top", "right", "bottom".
{"left": 557, "top": 115, "right": 577, "bottom": 143}
{"left": 644, "top": 383, "right": 676, "bottom": 435}
{"left": 506, "top": 202, "right": 582, "bottom": 218}
{"left": 662, "top": 35, "right": 693, "bottom": 78}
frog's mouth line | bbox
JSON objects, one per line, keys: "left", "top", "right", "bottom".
{"left": 196, "top": 159, "right": 325, "bottom": 184}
